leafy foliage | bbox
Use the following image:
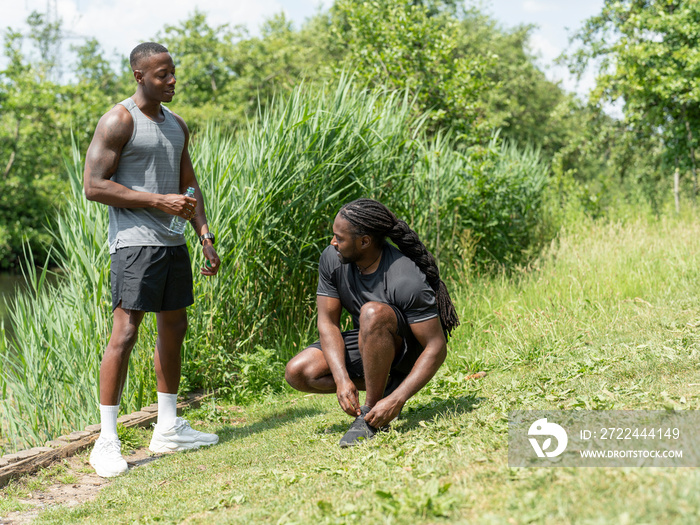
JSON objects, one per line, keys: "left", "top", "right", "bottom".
{"left": 0, "top": 14, "right": 130, "bottom": 269}
{"left": 329, "top": 0, "right": 495, "bottom": 142}
{"left": 461, "top": 140, "right": 550, "bottom": 265}
{"left": 569, "top": 0, "right": 700, "bottom": 205}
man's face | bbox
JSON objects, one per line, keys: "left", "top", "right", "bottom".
{"left": 331, "top": 215, "right": 362, "bottom": 265}
{"left": 134, "top": 52, "right": 176, "bottom": 103}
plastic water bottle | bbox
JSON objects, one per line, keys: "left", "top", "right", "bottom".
{"left": 168, "top": 187, "right": 195, "bottom": 234}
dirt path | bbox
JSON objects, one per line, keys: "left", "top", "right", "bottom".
{"left": 0, "top": 448, "right": 158, "bottom": 524}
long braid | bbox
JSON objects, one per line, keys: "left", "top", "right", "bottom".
{"left": 339, "top": 199, "right": 460, "bottom": 339}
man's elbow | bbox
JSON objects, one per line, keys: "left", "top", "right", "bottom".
{"left": 436, "top": 344, "right": 447, "bottom": 367}
{"left": 83, "top": 179, "right": 100, "bottom": 201}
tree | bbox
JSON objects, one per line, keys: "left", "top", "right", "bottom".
{"left": 569, "top": 0, "right": 700, "bottom": 210}
{"left": 328, "top": 0, "right": 496, "bottom": 144}
{"left": 157, "top": 10, "right": 335, "bottom": 129}
{"left": 73, "top": 38, "right": 121, "bottom": 92}
{"left": 227, "top": 12, "right": 337, "bottom": 123}
{"left": 0, "top": 13, "right": 123, "bottom": 268}
{"left": 157, "top": 10, "right": 240, "bottom": 107}
{"left": 0, "top": 26, "right": 64, "bottom": 266}
{"left": 456, "top": 11, "right": 564, "bottom": 152}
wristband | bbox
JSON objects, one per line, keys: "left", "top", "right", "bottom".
{"left": 199, "top": 232, "right": 215, "bottom": 245}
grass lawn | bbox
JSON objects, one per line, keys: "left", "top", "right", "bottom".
{"left": 6, "top": 216, "right": 700, "bottom": 524}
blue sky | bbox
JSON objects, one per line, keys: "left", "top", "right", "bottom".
{"left": 4, "top": 0, "right": 603, "bottom": 97}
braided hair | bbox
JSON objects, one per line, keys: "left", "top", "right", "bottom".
{"left": 338, "top": 198, "right": 460, "bottom": 339}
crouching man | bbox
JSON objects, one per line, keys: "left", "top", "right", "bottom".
{"left": 285, "top": 199, "right": 459, "bottom": 447}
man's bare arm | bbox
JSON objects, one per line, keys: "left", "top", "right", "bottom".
{"left": 83, "top": 105, "right": 195, "bottom": 219}
{"left": 170, "top": 112, "right": 221, "bottom": 276}
{"left": 317, "top": 295, "right": 360, "bottom": 416}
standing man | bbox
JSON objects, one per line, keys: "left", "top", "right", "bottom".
{"left": 84, "top": 42, "right": 221, "bottom": 477}
{"left": 285, "top": 199, "right": 459, "bottom": 447}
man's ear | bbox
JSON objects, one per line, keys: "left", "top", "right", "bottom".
{"left": 360, "top": 235, "right": 372, "bottom": 248}
{"left": 133, "top": 70, "right": 144, "bottom": 84}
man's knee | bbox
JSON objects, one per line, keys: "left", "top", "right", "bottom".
{"left": 109, "top": 324, "right": 140, "bottom": 354}
{"left": 158, "top": 310, "right": 188, "bottom": 339}
{"left": 284, "top": 353, "right": 307, "bottom": 389}
{"left": 285, "top": 348, "right": 326, "bottom": 391}
{"left": 359, "top": 302, "right": 395, "bottom": 332}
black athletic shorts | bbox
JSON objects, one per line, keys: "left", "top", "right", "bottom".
{"left": 308, "top": 304, "right": 426, "bottom": 378}
{"left": 111, "top": 245, "right": 194, "bottom": 312}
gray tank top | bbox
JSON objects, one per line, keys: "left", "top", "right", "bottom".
{"left": 108, "top": 98, "right": 187, "bottom": 253}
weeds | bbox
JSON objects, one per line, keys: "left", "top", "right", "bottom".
{"left": 116, "top": 424, "right": 148, "bottom": 454}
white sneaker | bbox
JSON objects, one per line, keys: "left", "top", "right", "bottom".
{"left": 149, "top": 417, "right": 219, "bottom": 453}
{"left": 89, "top": 436, "right": 129, "bottom": 478}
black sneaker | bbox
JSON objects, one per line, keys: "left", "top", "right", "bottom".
{"left": 339, "top": 405, "right": 378, "bottom": 448}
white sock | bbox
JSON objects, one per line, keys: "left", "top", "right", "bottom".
{"left": 157, "top": 392, "right": 178, "bottom": 429}
{"left": 99, "top": 404, "right": 119, "bottom": 439}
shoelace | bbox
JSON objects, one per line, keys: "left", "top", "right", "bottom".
{"left": 98, "top": 437, "right": 122, "bottom": 455}
{"left": 174, "top": 418, "right": 192, "bottom": 431}
{"left": 349, "top": 410, "right": 375, "bottom": 431}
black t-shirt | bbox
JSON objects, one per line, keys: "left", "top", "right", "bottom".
{"left": 316, "top": 243, "right": 438, "bottom": 328}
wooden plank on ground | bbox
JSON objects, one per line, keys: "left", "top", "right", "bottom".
{"left": 0, "top": 391, "right": 213, "bottom": 488}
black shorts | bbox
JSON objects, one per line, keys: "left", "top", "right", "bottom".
{"left": 111, "top": 245, "right": 194, "bottom": 312}
{"left": 309, "top": 304, "right": 426, "bottom": 378}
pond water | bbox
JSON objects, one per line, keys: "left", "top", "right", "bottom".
{"left": 0, "top": 271, "right": 60, "bottom": 336}
{"left": 0, "top": 273, "right": 28, "bottom": 328}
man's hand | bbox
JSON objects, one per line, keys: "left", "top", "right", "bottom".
{"left": 365, "top": 396, "right": 404, "bottom": 428}
{"left": 201, "top": 243, "right": 220, "bottom": 276}
{"left": 336, "top": 379, "right": 361, "bottom": 417}
{"left": 158, "top": 193, "right": 197, "bottom": 220}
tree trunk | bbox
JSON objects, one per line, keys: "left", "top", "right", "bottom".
{"left": 3, "top": 119, "right": 20, "bottom": 179}
{"left": 674, "top": 166, "right": 681, "bottom": 214}
{"left": 3, "top": 150, "right": 16, "bottom": 180}
{"left": 210, "top": 73, "right": 217, "bottom": 102}
{"left": 685, "top": 118, "right": 698, "bottom": 200}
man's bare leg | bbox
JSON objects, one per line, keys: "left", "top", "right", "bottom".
{"left": 357, "top": 302, "right": 402, "bottom": 408}
{"left": 100, "top": 305, "right": 145, "bottom": 405}
{"left": 336, "top": 302, "right": 402, "bottom": 447}
{"left": 285, "top": 347, "right": 366, "bottom": 393}
{"left": 91, "top": 305, "right": 144, "bottom": 478}
{"left": 149, "top": 308, "right": 218, "bottom": 452}
{"left": 154, "top": 308, "right": 188, "bottom": 394}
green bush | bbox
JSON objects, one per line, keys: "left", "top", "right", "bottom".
{"left": 461, "top": 140, "right": 550, "bottom": 266}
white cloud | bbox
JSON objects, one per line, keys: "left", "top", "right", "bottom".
{"left": 522, "top": 0, "right": 560, "bottom": 14}
{"left": 528, "top": 33, "right": 561, "bottom": 63}
{"left": 5, "top": 0, "right": 314, "bottom": 61}
{"left": 62, "top": 0, "right": 283, "bottom": 54}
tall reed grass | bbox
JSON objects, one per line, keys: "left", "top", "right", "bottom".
{"left": 0, "top": 77, "right": 550, "bottom": 452}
